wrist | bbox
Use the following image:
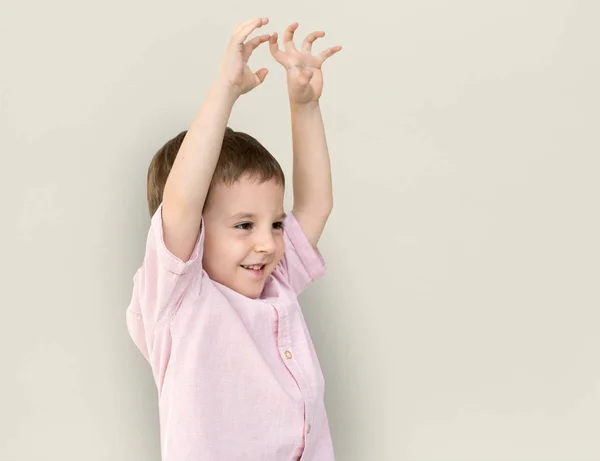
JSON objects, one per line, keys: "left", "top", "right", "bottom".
{"left": 212, "top": 76, "right": 242, "bottom": 103}
{"left": 289, "top": 100, "right": 320, "bottom": 113}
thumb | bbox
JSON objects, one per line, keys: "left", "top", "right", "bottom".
{"left": 298, "top": 68, "right": 313, "bottom": 86}
{"left": 254, "top": 68, "right": 269, "bottom": 85}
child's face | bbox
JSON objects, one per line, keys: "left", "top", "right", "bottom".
{"left": 202, "top": 174, "right": 285, "bottom": 299}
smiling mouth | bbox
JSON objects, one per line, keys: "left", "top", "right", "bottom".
{"left": 241, "top": 264, "right": 266, "bottom": 271}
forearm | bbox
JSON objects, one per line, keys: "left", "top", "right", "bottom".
{"left": 290, "top": 101, "right": 333, "bottom": 216}
{"left": 163, "top": 79, "right": 239, "bottom": 210}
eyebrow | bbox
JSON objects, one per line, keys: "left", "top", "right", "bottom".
{"left": 230, "top": 212, "right": 287, "bottom": 221}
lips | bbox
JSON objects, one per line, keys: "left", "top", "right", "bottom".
{"left": 240, "top": 264, "right": 266, "bottom": 278}
{"left": 241, "top": 264, "right": 266, "bottom": 270}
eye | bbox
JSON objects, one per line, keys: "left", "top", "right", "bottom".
{"left": 273, "top": 222, "right": 284, "bottom": 230}
{"left": 235, "top": 222, "right": 253, "bottom": 230}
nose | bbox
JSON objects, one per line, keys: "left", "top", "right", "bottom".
{"left": 254, "top": 227, "right": 276, "bottom": 254}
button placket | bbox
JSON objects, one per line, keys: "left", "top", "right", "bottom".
{"left": 275, "top": 303, "right": 297, "bottom": 368}
{"left": 272, "top": 303, "right": 291, "bottom": 349}
{"left": 273, "top": 302, "right": 315, "bottom": 449}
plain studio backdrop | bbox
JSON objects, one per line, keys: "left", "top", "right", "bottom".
{"left": 1, "top": 0, "right": 599, "bottom": 460}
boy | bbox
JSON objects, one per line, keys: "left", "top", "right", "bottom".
{"left": 126, "top": 17, "right": 341, "bottom": 460}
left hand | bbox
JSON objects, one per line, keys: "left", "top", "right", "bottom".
{"left": 269, "top": 22, "right": 342, "bottom": 105}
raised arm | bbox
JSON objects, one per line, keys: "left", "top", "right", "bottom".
{"left": 162, "top": 17, "right": 272, "bottom": 262}
{"left": 269, "top": 22, "right": 342, "bottom": 247}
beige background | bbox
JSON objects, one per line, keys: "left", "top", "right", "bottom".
{"left": 2, "top": 0, "right": 599, "bottom": 460}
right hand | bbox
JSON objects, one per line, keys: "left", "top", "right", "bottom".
{"left": 218, "top": 17, "right": 271, "bottom": 96}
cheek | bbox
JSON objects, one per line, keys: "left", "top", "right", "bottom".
{"left": 220, "top": 235, "right": 254, "bottom": 265}
{"left": 204, "top": 234, "right": 239, "bottom": 265}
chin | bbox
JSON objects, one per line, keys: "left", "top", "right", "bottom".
{"left": 243, "top": 285, "right": 265, "bottom": 299}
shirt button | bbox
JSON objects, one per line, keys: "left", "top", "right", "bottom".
{"left": 284, "top": 350, "right": 292, "bottom": 359}
{"left": 307, "top": 423, "right": 311, "bottom": 434}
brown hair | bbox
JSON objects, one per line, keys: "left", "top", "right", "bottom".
{"left": 146, "top": 127, "right": 285, "bottom": 217}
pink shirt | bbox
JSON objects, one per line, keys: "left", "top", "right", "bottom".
{"left": 126, "top": 203, "right": 335, "bottom": 461}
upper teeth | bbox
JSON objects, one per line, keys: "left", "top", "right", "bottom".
{"left": 243, "top": 264, "right": 262, "bottom": 270}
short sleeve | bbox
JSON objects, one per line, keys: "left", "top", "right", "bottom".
{"left": 126, "top": 202, "right": 204, "bottom": 361}
{"left": 273, "top": 211, "right": 327, "bottom": 296}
